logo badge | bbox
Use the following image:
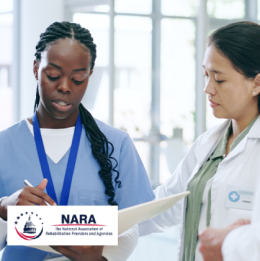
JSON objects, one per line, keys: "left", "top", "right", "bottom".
{"left": 228, "top": 191, "right": 240, "bottom": 202}
{"left": 8, "top": 206, "right": 118, "bottom": 246}
{"left": 15, "top": 212, "right": 43, "bottom": 241}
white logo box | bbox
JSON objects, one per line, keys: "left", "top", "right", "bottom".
{"left": 7, "top": 206, "right": 118, "bottom": 246}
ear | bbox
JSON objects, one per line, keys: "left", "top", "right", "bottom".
{"left": 33, "top": 60, "right": 39, "bottom": 80}
{"left": 90, "top": 69, "right": 93, "bottom": 76}
{"left": 253, "top": 73, "right": 260, "bottom": 96}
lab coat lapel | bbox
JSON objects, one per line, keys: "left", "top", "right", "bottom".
{"left": 188, "top": 140, "right": 219, "bottom": 184}
{"left": 223, "top": 136, "right": 247, "bottom": 162}
{"left": 247, "top": 115, "right": 260, "bottom": 139}
{"left": 187, "top": 120, "right": 230, "bottom": 183}
{"left": 194, "top": 120, "right": 229, "bottom": 165}
{"left": 223, "top": 116, "right": 260, "bottom": 162}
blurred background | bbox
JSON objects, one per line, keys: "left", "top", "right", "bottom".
{"left": 0, "top": 0, "right": 259, "bottom": 260}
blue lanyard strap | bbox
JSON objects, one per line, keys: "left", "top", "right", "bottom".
{"left": 32, "top": 112, "right": 82, "bottom": 205}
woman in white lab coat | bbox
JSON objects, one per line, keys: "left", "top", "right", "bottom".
{"left": 139, "top": 21, "right": 260, "bottom": 261}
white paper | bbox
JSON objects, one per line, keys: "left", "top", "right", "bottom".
{"left": 118, "top": 191, "right": 189, "bottom": 234}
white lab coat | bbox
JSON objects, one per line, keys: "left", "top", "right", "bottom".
{"left": 139, "top": 116, "right": 260, "bottom": 261}
{"left": 222, "top": 166, "right": 260, "bottom": 261}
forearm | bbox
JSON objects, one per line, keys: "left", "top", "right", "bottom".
{"left": 0, "top": 215, "right": 7, "bottom": 250}
{"left": 102, "top": 225, "right": 138, "bottom": 261}
{"left": 0, "top": 197, "right": 7, "bottom": 221}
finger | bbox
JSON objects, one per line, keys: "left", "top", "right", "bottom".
{"left": 36, "top": 179, "right": 48, "bottom": 191}
{"left": 199, "top": 243, "right": 205, "bottom": 254}
{"left": 15, "top": 192, "right": 40, "bottom": 206}
{"left": 15, "top": 199, "right": 36, "bottom": 206}
{"left": 198, "top": 235, "right": 208, "bottom": 245}
{"left": 199, "top": 245, "right": 215, "bottom": 261}
{"left": 198, "top": 228, "right": 212, "bottom": 239}
{"left": 65, "top": 245, "right": 84, "bottom": 254}
{"left": 21, "top": 187, "right": 56, "bottom": 206}
{"left": 18, "top": 191, "right": 47, "bottom": 206}
{"left": 66, "top": 245, "right": 103, "bottom": 255}
{"left": 29, "top": 187, "right": 56, "bottom": 206}
{"left": 66, "top": 245, "right": 94, "bottom": 255}
{"left": 230, "top": 219, "right": 251, "bottom": 229}
{"left": 50, "top": 246, "right": 75, "bottom": 258}
{"left": 237, "top": 219, "right": 251, "bottom": 225}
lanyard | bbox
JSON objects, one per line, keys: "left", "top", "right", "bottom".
{"left": 32, "top": 112, "right": 82, "bottom": 205}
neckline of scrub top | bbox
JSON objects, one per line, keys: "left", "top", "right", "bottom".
{"left": 25, "top": 118, "right": 74, "bottom": 164}
{"left": 32, "top": 112, "right": 82, "bottom": 205}
{"left": 26, "top": 118, "right": 75, "bottom": 135}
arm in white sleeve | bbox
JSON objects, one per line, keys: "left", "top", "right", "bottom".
{"left": 222, "top": 223, "right": 260, "bottom": 261}
{"left": 138, "top": 219, "right": 166, "bottom": 237}
{"left": 139, "top": 137, "right": 201, "bottom": 237}
{"left": 102, "top": 225, "right": 138, "bottom": 261}
{"left": 0, "top": 197, "right": 7, "bottom": 251}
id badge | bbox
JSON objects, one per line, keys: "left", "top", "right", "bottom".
{"left": 226, "top": 185, "right": 254, "bottom": 210}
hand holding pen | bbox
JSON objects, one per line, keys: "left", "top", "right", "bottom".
{"left": 0, "top": 178, "right": 56, "bottom": 221}
{"left": 24, "top": 179, "right": 54, "bottom": 206}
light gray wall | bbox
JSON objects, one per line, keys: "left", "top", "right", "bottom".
{"left": 19, "top": 0, "right": 64, "bottom": 120}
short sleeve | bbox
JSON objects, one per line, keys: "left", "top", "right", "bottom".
{"left": 114, "top": 135, "right": 155, "bottom": 210}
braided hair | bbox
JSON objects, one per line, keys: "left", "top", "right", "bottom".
{"left": 34, "top": 21, "right": 121, "bottom": 205}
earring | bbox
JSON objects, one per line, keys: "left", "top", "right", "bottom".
{"left": 253, "top": 92, "right": 256, "bottom": 95}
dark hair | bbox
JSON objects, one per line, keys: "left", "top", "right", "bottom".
{"left": 208, "top": 21, "right": 260, "bottom": 112}
{"left": 34, "top": 21, "right": 121, "bottom": 205}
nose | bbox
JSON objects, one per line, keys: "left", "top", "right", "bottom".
{"left": 203, "top": 77, "right": 216, "bottom": 96}
{"left": 57, "top": 77, "right": 71, "bottom": 94}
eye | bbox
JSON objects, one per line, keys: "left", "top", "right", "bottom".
{"left": 47, "top": 75, "right": 60, "bottom": 81}
{"left": 216, "top": 80, "right": 224, "bottom": 84}
{"left": 73, "top": 79, "right": 84, "bottom": 85}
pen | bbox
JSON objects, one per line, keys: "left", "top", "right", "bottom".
{"left": 24, "top": 179, "right": 51, "bottom": 206}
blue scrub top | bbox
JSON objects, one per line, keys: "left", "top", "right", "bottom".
{"left": 0, "top": 119, "right": 155, "bottom": 261}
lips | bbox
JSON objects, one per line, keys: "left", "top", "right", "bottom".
{"left": 209, "top": 99, "right": 219, "bottom": 108}
{"left": 56, "top": 101, "right": 69, "bottom": 106}
{"left": 52, "top": 99, "right": 72, "bottom": 112}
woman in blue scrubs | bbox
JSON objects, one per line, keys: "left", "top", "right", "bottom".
{"left": 0, "top": 21, "right": 154, "bottom": 261}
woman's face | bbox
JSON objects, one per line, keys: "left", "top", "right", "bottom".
{"left": 33, "top": 38, "right": 93, "bottom": 120}
{"left": 203, "top": 44, "right": 259, "bottom": 121}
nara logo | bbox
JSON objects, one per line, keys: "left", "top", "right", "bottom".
{"left": 15, "top": 212, "right": 44, "bottom": 240}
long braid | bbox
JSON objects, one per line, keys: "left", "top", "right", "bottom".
{"left": 34, "top": 85, "right": 40, "bottom": 112}
{"left": 34, "top": 21, "right": 121, "bottom": 205}
{"left": 79, "top": 104, "right": 121, "bottom": 205}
